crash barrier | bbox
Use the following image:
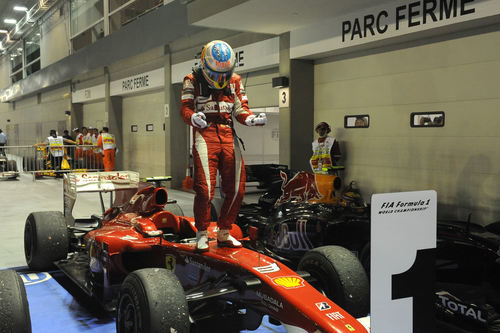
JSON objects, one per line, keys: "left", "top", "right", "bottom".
{"left": 1, "top": 145, "right": 104, "bottom": 178}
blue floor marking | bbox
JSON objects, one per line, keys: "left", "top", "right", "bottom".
{"left": 20, "top": 271, "right": 287, "bottom": 332}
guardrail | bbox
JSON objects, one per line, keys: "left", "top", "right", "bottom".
{"left": 0, "top": 145, "right": 103, "bottom": 179}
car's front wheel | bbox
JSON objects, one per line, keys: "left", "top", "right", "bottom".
{"left": 24, "top": 211, "right": 69, "bottom": 271}
{"left": 116, "top": 268, "right": 190, "bottom": 333}
{"left": 298, "top": 245, "right": 369, "bottom": 317}
{"left": 0, "top": 270, "right": 32, "bottom": 332}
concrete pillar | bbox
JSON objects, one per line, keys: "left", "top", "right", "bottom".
{"left": 104, "top": 67, "right": 123, "bottom": 170}
{"left": 279, "top": 33, "right": 314, "bottom": 171}
{"left": 70, "top": 103, "right": 83, "bottom": 131}
{"left": 164, "top": 45, "right": 188, "bottom": 188}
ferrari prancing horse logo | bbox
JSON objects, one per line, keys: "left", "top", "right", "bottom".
{"left": 165, "top": 255, "right": 176, "bottom": 271}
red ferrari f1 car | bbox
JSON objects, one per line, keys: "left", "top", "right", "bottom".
{"left": 24, "top": 171, "right": 369, "bottom": 333}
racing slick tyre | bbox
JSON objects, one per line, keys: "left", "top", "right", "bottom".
{"left": 116, "top": 268, "right": 189, "bottom": 333}
{"left": 298, "top": 245, "right": 369, "bottom": 317}
{"left": 0, "top": 269, "right": 32, "bottom": 332}
{"left": 164, "top": 202, "right": 184, "bottom": 217}
{"left": 24, "top": 211, "right": 69, "bottom": 271}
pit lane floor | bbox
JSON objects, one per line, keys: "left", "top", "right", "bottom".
{"left": 0, "top": 174, "right": 289, "bottom": 332}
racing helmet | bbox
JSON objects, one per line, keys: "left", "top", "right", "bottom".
{"left": 200, "top": 40, "right": 236, "bottom": 90}
{"left": 315, "top": 122, "right": 331, "bottom": 134}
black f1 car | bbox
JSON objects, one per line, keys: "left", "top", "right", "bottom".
{"left": 231, "top": 164, "right": 500, "bottom": 333}
{"left": 24, "top": 171, "right": 369, "bottom": 333}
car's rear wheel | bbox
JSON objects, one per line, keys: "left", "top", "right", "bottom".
{"left": 164, "top": 202, "right": 184, "bottom": 216}
{"left": 0, "top": 270, "right": 32, "bottom": 332}
{"left": 24, "top": 211, "right": 69, "bottom": 271}
{"left": 116, "top": 268, "right": 189, "bottom": 333}
{"left": 298, "top": 245, "right": 369, "bottom": 317}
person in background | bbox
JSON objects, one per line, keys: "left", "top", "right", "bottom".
{"left": 0, "top": 129, "right": 7, "bottom": 156}
{"left": 91, "top": 127, "right": 102, "bottom": 170}
{"left": 34, "top": 130, "right": 76, "bottom": 171}
{"left": 310, "top": 122, "right": 341, "bottom": 174}
{"left": 97, "top": 127, "right": 116, "bottom": 171}
{"left": 181, "top": 40, "right": 267, "bottom": 252}
{"left": 82, "top": 127, "right": 92, "bottom": 167}
{"left": 74, "top": 128, "right": 83, "bottom": 168}
{"left": 63, "top": 129, "right": 76, "bottom": 168}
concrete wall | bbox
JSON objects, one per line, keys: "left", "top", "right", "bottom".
{"left": 82, "top": 101, "right": 106, "bottom": 129}
{"left": 0, "top": 56, "right": 10, "bottom": 91}
{"left": 122, "top": 90, "right": 165, "bottom": 177}
{"left": 234, "top": 67, "right": 279, "bottom": 164}
{"left": 314, "top": 25, "right": 500, "bottom": 224}
{"left": 41, "top": 2, "right": 71, "bottom": 68}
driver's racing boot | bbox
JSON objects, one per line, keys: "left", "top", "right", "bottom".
{"left": 217, "top": 229, "right": 242, "bottom": 248}
{"left": 195, "top": 230, "right": 209, "bottom": 252}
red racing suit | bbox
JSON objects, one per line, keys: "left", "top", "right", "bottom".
{"left": 181, "top": 71, "right": 254, "bottom": 231}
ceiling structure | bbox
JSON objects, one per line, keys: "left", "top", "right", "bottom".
{"left": 0, "top": 0, "right": 36, "bottom": 34}
{"left": 189, "top": 0, "right": 386, "bottom": 35}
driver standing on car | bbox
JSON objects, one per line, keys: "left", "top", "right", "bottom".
{"left": 310, "top": 122, "right": 341, "bottom": 174}
{"left": 181, "top": 40, "right": 267, "bottom": 252}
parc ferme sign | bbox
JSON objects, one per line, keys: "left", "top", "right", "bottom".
{"left": 110, "top": 68, "right": 165, "bottom": 96}
{"left": 290, "top": 0, "right": 500, "bottom": 58}
{"left": 371, "top": 190, "right": 436, "bottom": 333}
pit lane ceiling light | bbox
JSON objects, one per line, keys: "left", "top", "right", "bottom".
{"left": 4, "top": 19, "right": 17, "bottom": 24}
{"left": 14, "top": 6, "right": 28, "bottom": 11}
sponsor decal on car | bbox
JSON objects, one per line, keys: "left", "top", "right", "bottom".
{"left": 326, "top": 311, "right": 345, "bottom": 320}
{"left": 275, "top": 171, "right": 322, "bottom": 206}
{"left": 273, "top": 220, "right": 313, "bottom": 251}
{"left": 165, "top": 255, "right": 176, "bottom": 271}
{"left": 256, "top": 290, "right": 283, "bottom": 312}
{"left": 184, "top": 256, "right": 211, "bottom": 272}
{"left": 20, "top": 272, "right": 52, "bottom": 286}
{"left": 253, "top": 262, "right": 280, "bottom": 274}
{"left": 345, "top": 324, "right": 356, "bottom": 331}
{"left": 272, "top": 276, "right": 305, "bottom": 289}
{"left": 315, "top": 302, "right": 331, "bottom": 311}
{"left": 437, "top": 293, "right": 487, "bottom": 323}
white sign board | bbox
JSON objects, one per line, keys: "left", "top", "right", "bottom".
{"left": 110, "top": 68, "right": 165, "bottom": 96}
{"left": 291, "top": 0, "right": 500, "bottom": 58}
{"left": 72, "top": 84, "right": 105, "bottom": 103}
{"left": 371, "top": 190, "right": 436, "bottom": 333}
{"left": 171, "top": 37, "right": 279, "bottom": 84}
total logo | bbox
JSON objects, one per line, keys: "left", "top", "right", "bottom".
{"left": 19, "top": 272, "right": 52, "bottom": 285}
{"left": 272, "top": 276, "right": 304, "bottom": 289}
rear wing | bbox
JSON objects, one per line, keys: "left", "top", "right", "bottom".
{"left": 63, "top": 171, "right": 140, "bottom": 218}
{"left": 65, "top": 171, "right": 140, "bottom": 193}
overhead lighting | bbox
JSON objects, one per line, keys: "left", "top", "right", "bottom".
{"left": 13, "top": 6, "right": 28, "bottom": 12}
{"left": 4, "top": 19, "right": 17, "bottom": 24}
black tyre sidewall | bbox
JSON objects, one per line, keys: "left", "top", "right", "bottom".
{"left": 0, "top": 270, "right": 32, "bottom": 333}
{"left": 24, "top": 211, "right": 68, "bottom": 271}
{"left": 117, "top": 268, "right": 189, "bottom": 333}
{"left": 298, "top": 245, "right": 369, "bottom": 317}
